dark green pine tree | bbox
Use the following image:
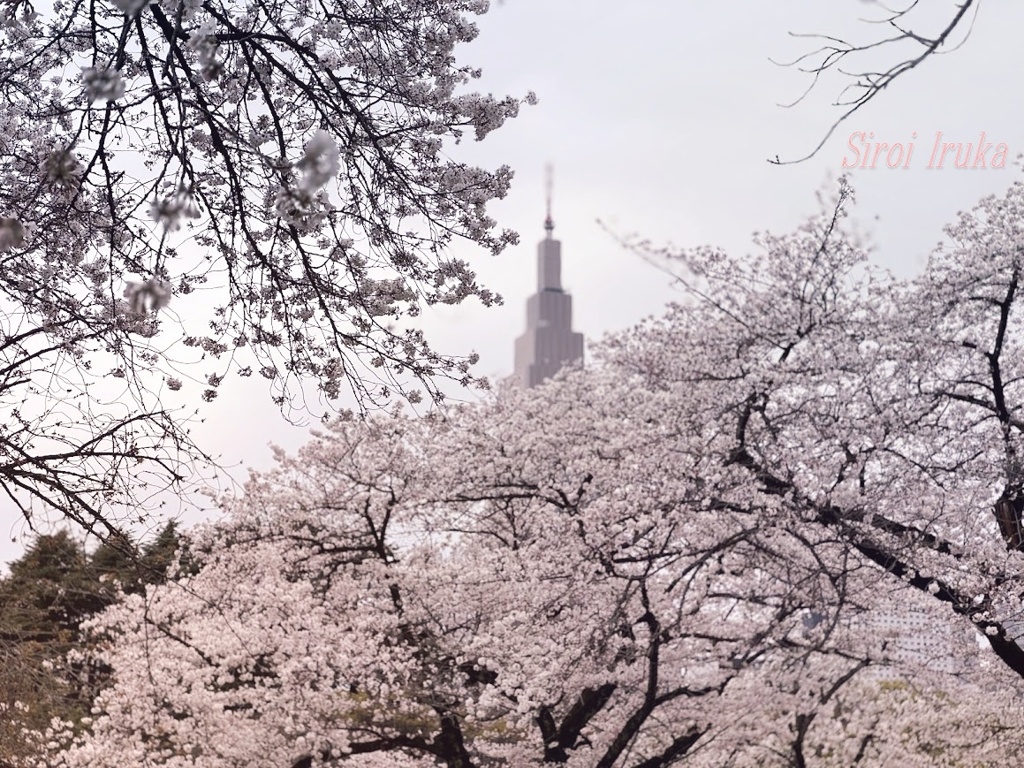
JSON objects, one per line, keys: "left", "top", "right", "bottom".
{"left": 1, "top": 530, "right": 96, "bottom": 644}
{"left": 0, "top": 531, "right": 96, "bottom": 765}
{"left": 0, "top": 524, "right": 186, "bottom": 765}
{"left": 139, "top": 520, "right": 193, "bottom": 582}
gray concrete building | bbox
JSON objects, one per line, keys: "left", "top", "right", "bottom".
{"left": 513, "top": 209, "right": 584, "bottom": 388}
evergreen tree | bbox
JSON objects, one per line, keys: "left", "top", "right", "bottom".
{"left": 0, "top": 532, "right": 93, "bottom": 766}
{"left": 0, "top": 525, "right": 186, "bottom": 766}
{"left": 139, "top": 520, "right": 194, "bottom": 583}
{"left": 1, "top": 531, "right": 93, "bottom": 644}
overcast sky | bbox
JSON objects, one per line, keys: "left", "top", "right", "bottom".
{"left": 426, "top": 0, "right": 1023, "bottom": 388}
{"left": 6, "top": 0, "right": 1024, "bottom": 562}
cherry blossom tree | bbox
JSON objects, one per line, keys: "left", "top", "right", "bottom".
{"left": 777, "top": 0, "right": 980, "bottom": 162}
{"left": 0, "top": 0, "right": 528, "bottom": 530}
{"left": 42, "top": 178, "right": 1024, "bottom": 766}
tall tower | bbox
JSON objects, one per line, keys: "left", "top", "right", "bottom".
{"left": 514, "top": 169, "right": 584, "bottom": 388}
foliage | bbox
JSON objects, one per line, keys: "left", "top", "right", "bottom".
{"left": 0, "top": 524, "right": 184, "bottom": 766}
{"left": 45, "top": 179, "right": 1024, "bottom": 766}
{"left": 0, "top": 0, "right": 526, "bottom": 531}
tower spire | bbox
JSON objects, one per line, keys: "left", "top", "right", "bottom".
{"left": 544, "top": 163, "right": 554, "bottom": 236}
{"left": 513, "top": 164, "right": 584, "bottom": 388}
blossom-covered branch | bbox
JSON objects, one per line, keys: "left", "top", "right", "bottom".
{"left": 0, "top": 0, "right": 527, "bottom": 529}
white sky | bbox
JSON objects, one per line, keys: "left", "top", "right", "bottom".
{"left": 426, "top": 0, "right": 1023, "bottom": 384}
{"left": 5, "top": 0, "right": 1024, "bottom": 563}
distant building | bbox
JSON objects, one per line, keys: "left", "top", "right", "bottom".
{"left": 869, "top": 606, "right": 974, "bottom": 675}
{"left": 843, "top": 589, "right": 981, "bottom": 679}
{"left": 513, "top": 198, "right": 584, "bottom": 388}
{"left": 803, "top": 591, "right": 980, "bottom": 679}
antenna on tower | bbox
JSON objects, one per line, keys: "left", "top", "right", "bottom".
{"left": 544, "top": 163, "right": 554, "bottom": 236}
